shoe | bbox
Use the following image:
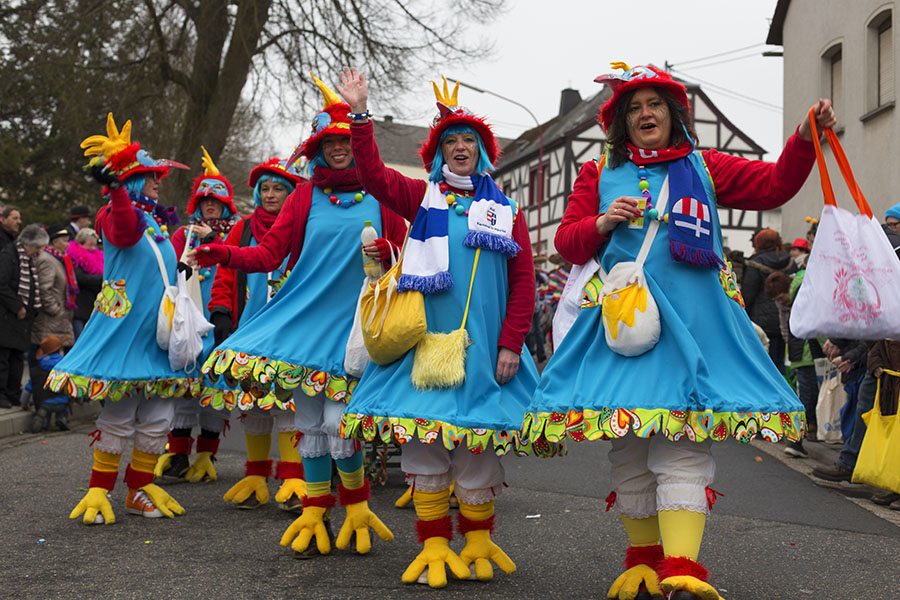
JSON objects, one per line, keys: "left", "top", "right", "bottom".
{"left": 159, "top": 453, "right": 190, "bottom": 482}
{"left": 56, "top": 418, "right": 69, "bottom": 432}
{"left": 0, "top": 397, "right": 11, "bottom": 409}
{"left": 872, "top": 491, "right": 900, "bottom": 506}
{"left": 811, "top": 464, "right": 852, "bottom": 482}
{"left": 30, "top": 411, "right": 46, "bottom": 434}
{"left": 784, "top": 440, "right": 808, "bottom": 458}
{"left": 278, "top": 494, "right": 303, "bottom": 513}
{"left": 889, "top": 498, "right": 900, "bottom": 511}
{"left": 125, "top": 488, "right": 164, "bottom": 518}
{"left": 293, "top": 518, "right": 334, "bottom": 559}
{"left": 237, "top": 496, "right": 264, "bottom": 510}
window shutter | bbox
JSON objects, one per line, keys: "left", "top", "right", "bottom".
{"left": 879, "top": 24, "right": 894, "bottom": 105}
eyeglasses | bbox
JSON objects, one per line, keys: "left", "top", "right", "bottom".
{"left": 887, "top": 220, "right": 900, "bottom": 229}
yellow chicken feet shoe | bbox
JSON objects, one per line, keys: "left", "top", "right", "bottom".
{"left": 274, "top": 460, "right": 306, "bottom": 513}
{"left": 607, "top": 545, "right": 664, "bottom": 600}
{"left": 280, "top": 495, "right": 336, "bottom": 557}
{"left": 137, "top": 483, "right": 186, "bottom": 518}
{"left": 185, "top": 451, "right": 217, "bottom": 483}
{"left": 223, "top": 459, "right": 272, "bottom": 508}
{"left": 70, "top": 486, "right": 116, "bottom": 525}
{"left": 394, "top": 485, "right": 413, "bottom": 508}
{"left": 402, "top": 516, "right": 470, "bottom": 588}
{"left": 657, "top": 557, "right": 724, "bottom": 600}
{"left": 335, "top": 481, "right": 394, "bottom": 554}
{"left": 457, "top": 502, "right": 516, "bottom": 581}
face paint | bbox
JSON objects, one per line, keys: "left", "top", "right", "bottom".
{"left": 197, "top": 177, "right": 230, "bottom": 200}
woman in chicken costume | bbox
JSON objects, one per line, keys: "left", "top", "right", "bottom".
{"left": 190, "top": 74, "right": 405, "bottom": 557}
{"left": 155, "top": 147, "right": 239, "bottom": 484}
{"left": 49, "top": 113, "right": 194, "bottom": 524}
{"left": 336, "top": 68, "right": 538, "bottom": 588}
{"left": 524, "top": 63, "right": 835, "bottom": 600}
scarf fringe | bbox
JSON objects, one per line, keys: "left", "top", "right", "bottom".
{"left": 398, "top": 271, "right": 454, "bottom": 294}
{"left": 464, "top": 230, "right": 521, "bottom": 257}
{"left": 670, "top": 241, "right": 724, "bottom": 269}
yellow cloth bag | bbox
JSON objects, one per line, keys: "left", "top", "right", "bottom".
{"left": 360, "top": 231, "right": 427, "bottom": 365}
{"left": 851, "top": 369, "right": 900, "bottom": 494}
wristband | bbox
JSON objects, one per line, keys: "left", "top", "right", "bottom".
{"left": 347, "top": 110, "right": 372, "bottom": 121}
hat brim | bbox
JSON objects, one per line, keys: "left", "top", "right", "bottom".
{"left": 248, "top": 165, "right": 304, "bottom": 189}
{"left": 599, "top": 78, "right": 689, "bottom": 131}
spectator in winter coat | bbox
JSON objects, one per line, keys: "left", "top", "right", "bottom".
{"left": 67, "top": 228, "right": 103, "bottom": 339}
{"left": 31, "top": 226, "right": 75, "bottom": 357}
{"left": 0, "top": 206, "right": 22, "bottom": 250}
{"left": 0, "top": 224, "right": 48, "bottom": 408}
{"left": 66, "top": 205, "right": 93, "bottom": 240}
{"left": 742, "top": 228, "right": 791, "bottom": 373}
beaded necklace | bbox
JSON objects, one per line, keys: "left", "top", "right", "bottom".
{"left": 440, "top": 182, "right": 473, "bottom": 216}
{"left": 133, "top": 197, "right": 170, "bottom": 242}
{"left": 187, "top": 231, "right": 227, "bottom": 282}
{"left": 637, "top": 165, "right": 668, "bottom": 223}
{"left": 324, "top": 187, "right": 366, "bottom": 208}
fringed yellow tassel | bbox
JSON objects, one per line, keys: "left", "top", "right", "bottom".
{"left": 411, "top": 328, "right": 471, "bottom": 390}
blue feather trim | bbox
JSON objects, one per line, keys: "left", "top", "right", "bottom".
{"left": 463, "top": 230, "right": 521, "bottom": 257}
{"left": 670, "top": 241, "right": 724, "bottom": 269}
{"left": 398, "top": 271, "right": 454, "bottom": 293}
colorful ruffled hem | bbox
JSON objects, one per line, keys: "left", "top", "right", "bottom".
{"left": 202, "top": 349, "right": 357, "bottom": 409}
{"left": 198, "top": 387, "right": 293, "bottom": 412}
{"left": 340, "top": 412, "right": 551, "bottom": 457}
{"left": 522, "top": 407, "right": 807, "bottom": 451}
{"left": 46, "top": 370, "right": 204, "bottom": 402}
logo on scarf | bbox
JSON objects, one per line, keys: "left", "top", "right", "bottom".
{"left": 671, "top": 197, "right": 710, "bottom": 239}
{"left": 487, "top": 207, "right": 497, "bottom": 226}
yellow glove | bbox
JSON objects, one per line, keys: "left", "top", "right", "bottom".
{"left": 275, "top": 478, "right": 307, "bottom": 503}
{"left": 69, "top": 487, "right": 115, "bottom": 525}
{"left": 608, "top": 564, "right": 663, "bottom": 600}
{"left": 459, "top": 529, "right": 517, "bottom": 581}
{"left": 223, "top": 475, "right": 269, "bottom": 505}
{"left": 401, "top": 536, "right": 470, "bottom": 588}
{"left": 335, "top": 500, "right": 394, "bottom": 554}
{"left": 185, "top": 451, "right": 217, "bottom": 483}
{"left": 280, "top": 506, "right": 331, "bottom": 554}
{"left": 394, "top": 486, "right": 413, "bottom": 508}
{"left": 660, "top": 575, "right": 724, "bottom": 600}
{"left": 153, "top": 453, "right": 175, "bottom": 478}
{"left": 139, "top": 483, "right": 186, "bottom": 518}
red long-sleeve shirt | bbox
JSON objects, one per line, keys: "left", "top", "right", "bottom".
{"left": 350, "top": 120, "right": 535, "bottom": 353}
{"left": 95, "top": 187, "right": 143, "bottom": 248}
{"left": 170, "top": 224, "right": 226, "bottom": 262}
{"left": 555, "top": 129, "right": 818, "bottom": 265}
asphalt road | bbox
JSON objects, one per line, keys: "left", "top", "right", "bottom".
{"left": 1, "top": 425, "right": 897, "bottom": 599}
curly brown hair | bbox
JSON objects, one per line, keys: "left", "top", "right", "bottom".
{"left": 606, "top": 86, "right": 698, "bottom": 168}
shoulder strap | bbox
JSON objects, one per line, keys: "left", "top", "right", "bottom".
{"left": 146, "top": 231, "right": 170, "bottom": 289}
{"left": 235, "top": 218, "right": 253, "bottom": 320}
{"left": 597, "top": 174, "right": 669, "bottom": 281}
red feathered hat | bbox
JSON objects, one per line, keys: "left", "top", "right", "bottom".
{"left": 294, "top": 73, "right": 352, "bottom": 162}
{"left": 187, "top": 146, "right": 238, "bottom": 216}
{"left": 419, "top": 76, "right": 499, "bottom": 172}
{"left": 248, "top": 157, "right": 304, "bottom": 189}
{"left": 594, "top": 62, "right": 690, "bottom": 132}
{"left": 81, "top": 113, "right": 188, "bottom": 182}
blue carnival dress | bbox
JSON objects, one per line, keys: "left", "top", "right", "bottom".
{"left": 48, "top": 212, "right": 203, "bottom": 401}
{"left": 341, "top": 202, "right": 540, "bottom": 457}
{"left": 200, "top": 234, "right": 290, "bottom": 411}
{"left": 524, "top": 154, "right": 805, "bottom": 452}
{"left": 204, "top": 187, "right": 381, "bottom": 409}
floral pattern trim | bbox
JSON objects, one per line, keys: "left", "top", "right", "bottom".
{"left": 522, "top": 407, "right": 806, "bottom": 451}
{"left": 340, "top": 412, "right": 558, "bottom": 458}
{"left": 198, "top": 386, "right": 293, "bottom": 412}
{"left": 93, "top": 279, "right": 132, "bottom": 318}
{"left": 46, "top": 370, "right": 203, "bottom": 402}
{"left": 202, "top": 349, "right": 357, "bottom": 409}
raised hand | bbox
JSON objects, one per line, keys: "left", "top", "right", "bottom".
{"left": 336, "top": 67, "right": 369, "bottom": 115}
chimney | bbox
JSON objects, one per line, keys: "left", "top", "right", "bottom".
{"left": 558, "top": 88, "right": 582, "bottom": 116}
{"left": 383, "top": 115, "right": 394, "bottom": 123}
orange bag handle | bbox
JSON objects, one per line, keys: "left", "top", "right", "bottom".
{"left": 807, "top": 106, "right": 872, "bottom": 218}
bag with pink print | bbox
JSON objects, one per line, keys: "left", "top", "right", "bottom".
{"left": 790, "top": 106, "right": 900, "bottom": 340}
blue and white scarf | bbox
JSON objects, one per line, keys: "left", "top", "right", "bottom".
{"left": 398, "top": 165, "right": 520, "bottom": 293}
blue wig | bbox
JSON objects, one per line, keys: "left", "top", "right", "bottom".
{"left": 123, "top": 174, "right": 146, "bottom": 201}
{"left": 253, "top": 173, "right": 293, "bottom": 207}
{"left": 429, "top": 125, "right": 494, "bottom": 182}
{"left": 192, "top": 200, "right": 233, "bottom": 221}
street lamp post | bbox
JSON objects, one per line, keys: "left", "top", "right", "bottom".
{"left": 447, "top": 78, "right": 545, "bottom": 253}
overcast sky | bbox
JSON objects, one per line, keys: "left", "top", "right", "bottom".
{"left": 277, "top": 0, "right": 794, "bottom": 161}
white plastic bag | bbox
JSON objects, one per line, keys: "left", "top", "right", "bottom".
{"left": 168, "top": 270, "right": 214, "bottom": 373}
{"left": 552, "top": 255, "right": 600, "bottom": 350}
{"left": 789, "top": 110, "right": 900, "bottom": 340}
{"left": 816, "top": 362, "right": 845, "bottom": 443}
{"left": 156, "top": 284, "right": 178, "bottom": 350}
{"left": 344, "top": 275, "right": 376, "bottom": 377}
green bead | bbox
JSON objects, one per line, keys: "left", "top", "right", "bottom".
{"left": 454, "top": 204, "right": 465, "bottom": 216}
{"left": 638, "top": 180, "right": 650, "bottom": 191}
{"left": 647, "top": 208, "right": 659, "bottom": 220}
{"left": 355, "top": 192, "right": 364, "bottom": 201}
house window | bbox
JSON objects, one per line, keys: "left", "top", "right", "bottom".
{"left": 502, "top": 181, "right": 512, "bottom": 198}
{"left": 831, "top": 50, "right": 843, "bottom": 117}
{"left": 878, "top": 19, "right": 894, "bottom": 106}
{"left": 528, "top": 163, "right": 549, "bottom": 208}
